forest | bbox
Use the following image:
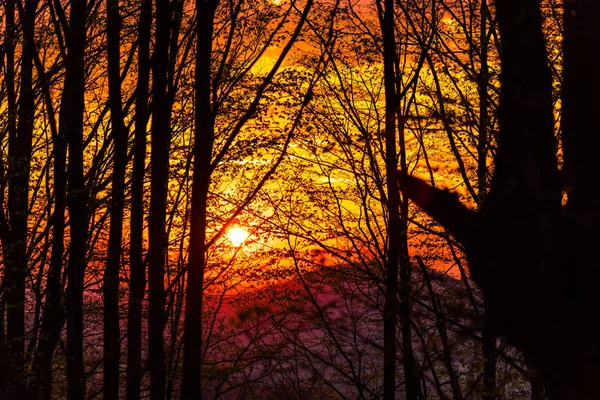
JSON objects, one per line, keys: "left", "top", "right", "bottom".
{"left": 1, "top": 0, "right": 595, "bottom": 399}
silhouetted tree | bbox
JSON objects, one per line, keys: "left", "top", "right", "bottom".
{"left": 148, "top": 0, "right": 171, "bottom": 397}
{"left": 29, "top": 1, "right": 68, "bottom": 396}
{"left": 0, "top": 0, "right": 37, "bottom": 396}
{"left": 379, "top": 0, "right": 421, "bottom": 397}
{"left": 399, "top": 0, "right": 599, "bottom": 398}
{"left": 63, "top": 0, "right": 89, "bottom": 398}
{"left": 126, "top": 0, "right": 152, "bottom": 398}
{"left": 103, "top": 0, "right": 128, "bottom": 396}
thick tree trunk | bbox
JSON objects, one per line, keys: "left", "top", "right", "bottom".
{"left": 180, "top": 2, "right": 216, "bottom": 398}
{"left": 126, "top": 0, "right": 151, "bottom": 398}
{"left": 561, "top": 0, "right": 600, "bottom": 352}
{"left": 559, "top": 1, "right": 600, "bottom": 397}
{"left": 103, "top": 0, "right": 128, "bottom": 396}
{"left": 64, "top": 1, "right": 89, "bottom": 399}
{"left": 148, "top": 0, "right": 171, "bottom": 397}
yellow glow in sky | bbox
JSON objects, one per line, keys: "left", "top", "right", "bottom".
{"left": 228, "top": 227, "right": 250, "bottom": 247}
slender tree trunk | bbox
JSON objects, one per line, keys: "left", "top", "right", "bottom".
{"left": 381, "top": 0, "right": 401, "bottom": 397}
{"left": 477, "top": 3, "right": 497, "bottom": 398}
{"left": 381, "top": 0, "right": 420, "bottom": 398}
{"left": 148, "top": 0, "right": 171, "bottom": 397}
{"left": 397, "top": 117, "right": 421, "bottom": 400}
{"left": 126, "top": 0, "right": 151, "bottom": 398}
{"left": 180, "top": 1, "right": 216, "bottom": 398}
{"left": 104, "top": 0, "right": 128, "bottom": 396}
{"left": 0, "top": 0, "right": 22, "bottom": 395}
{"left": 30, "top": 60, "right": 68, "bottom": 400}
{"left": 1, "top": 0, "right": 38, "bottom": 395}
{"left": 477, "top": 0, "right": 489, "bottom": 202}
{"left": 64, "top": 1, "right": 89, "bottom": 399}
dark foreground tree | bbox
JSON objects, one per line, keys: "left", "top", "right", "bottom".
{"left": 103, "top": 0, "right": 128, "bottom": 396}
{"left": 0, "top": 0, "right": 37, "bottom": 396}
{"left": 126, "top": 0, "right": 152, "bottom": 398}
{"left": 398, "top": 0, "right": 599, "bottom": 399}
{"left": 63, "top": 0, "right": 89, "bottom": 398}
{"left": 379, "top": 0, "right": 420, "bottom": 398}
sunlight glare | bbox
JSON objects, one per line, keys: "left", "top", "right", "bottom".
{"left": 228, "top": 227, "right": 250, "bottom": 247}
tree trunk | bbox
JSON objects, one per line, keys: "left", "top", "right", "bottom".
{"left": 397, "top": 116, "right": 421, "bottom": 400}
{"left": 477, "top": 3, "right": 497, "bottom": 398}
{"left": 180, "top": 1, "right": 216, "bottom": 398}
{"left": 29, "top": 43, "right": 68, "bottom": 400}
{"left": 126, "top": 0, "right": 151, "bottom": 398}
{"left": 559, "top": 1, "right": 600, "bottom": 396}
{"left": 381, "top": 0, "right": 400, "bottom": 397}
{"left": 0, "top": 0, "right": 38, "bottom": 396}
{"left": 477, "top": 0, "right": 489, "bottom": 203}
{"left": 148, "top": 0, "right": 171, "bottom": 397}
{"left": 380, "top": 0, "right": 420, "bottom": 398}
{"left": 104, "top": 0, "right": 128, "bottom": 396}
{"left": 0, "top": 0, "right": 21, "bottom": 395}
{"left": 64, "top": 1, "right": 89, "bottom": 399}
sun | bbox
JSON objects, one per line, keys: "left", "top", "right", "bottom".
{"left": 228, "top": 226, "right": 250, "bottom": 247}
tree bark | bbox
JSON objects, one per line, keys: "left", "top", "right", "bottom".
{"left": 126, "top": 0, "right": 151, "bottom": 398}
{"left": 477, "top": 3, "right": 496, "bottom": 398}
{"left": 64, "top": 1, "right": 89, "bottom": 399}
{"left": 397, "top": 117, "right": 421, "bottom": 400}
{"left": 180, "top": 1, "right": 216, "bottom": 398}
{"left": 0, "top": 0, "right": 20, "bottom": 395}
{"left": 561, "top": 0, "right": 600, "bottom": 367}
{"left": 380, "top": 0, "right": 420, "bottom": 398}
{"left": 104, "top": 0, "right": 128, "bottom": 396}
{"left": 381, "top": 0, "right": 399, "bottom": 394}
{"left": 148, "top": 0, "right": 171, "bottom": 397}
{"left": 0, "top": 0, "right": 38, "bottom": 396}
